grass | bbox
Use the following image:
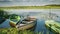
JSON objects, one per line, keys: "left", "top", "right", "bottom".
{"left": 0, "top": 28, "right": 52, "bottom": 34}
{"left": 0, "top": 5, "right": 60, "bottom": 9}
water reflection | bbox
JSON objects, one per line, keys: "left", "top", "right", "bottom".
{"left": 0, "top": 19, "right": 11, "bottom": 28}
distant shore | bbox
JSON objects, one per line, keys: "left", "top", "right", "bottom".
{"left": 0, "top": 5, "right": 60, "bottom": 9}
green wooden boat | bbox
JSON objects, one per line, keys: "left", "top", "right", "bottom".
{"left": 45, "top": 20, "right": 60, "bottom": 34}
{"left": 9, "top": 14, "right": 21, "bottom": 27}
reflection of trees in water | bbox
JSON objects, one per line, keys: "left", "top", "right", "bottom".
{"left": 0, "top": 10, "right": 8, "bottom": 24}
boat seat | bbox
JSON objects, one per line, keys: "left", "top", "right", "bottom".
{"left": 21, "top": 21, "right": 34, "bottom": 24}
{"left": 27, "top": 21, "right": 34, "bottom": 23}
{"left": 16, "top": 24, "right": 25, "bottom": 28}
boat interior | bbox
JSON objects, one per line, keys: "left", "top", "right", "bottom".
{"left": 16, "top": 17, "right": 36, "bottom": 28}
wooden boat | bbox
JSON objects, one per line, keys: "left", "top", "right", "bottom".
{"left": 9, "top": 14, "right": 21, "bottom": 27}
{"left": 45, "top": 20, "right": 60, "bottom": 34}
{"left": 9, "top": 15, "right": 37, "bottom": 30}
{"left": 16, "top": 17, "right": 37, "bottom": 30}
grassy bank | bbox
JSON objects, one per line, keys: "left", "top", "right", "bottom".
{"left": 0, "top": 5, "right": 60, "bottom": 9}
{"left": 0, "top": 28, "right": 51, "bottom": 34}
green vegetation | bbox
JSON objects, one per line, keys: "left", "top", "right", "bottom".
{"left": 0, "top": 28, "right": 18, "bottom": 34}
{"left": 0, "top": 28, "right": 51, "bottom": 34}
{"left": 0, "top": 5, "right": 60, "bottom": 9}
{"left": 0, "top": 9, "right": 9, "bottom": 19}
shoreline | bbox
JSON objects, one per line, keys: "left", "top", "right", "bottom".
{"left": 0, "top": 6, "right": 60, "bottom": 10}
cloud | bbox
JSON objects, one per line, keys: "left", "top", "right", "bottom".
{"left": 0, "top": 0, "right": 13, "bottom": 1}
{"left": 0, "top": 0, "right": 60, "bottom": 7}
{"left": 48, "top": 0, "right": 60, "bottom": 2}
{"left": 49, "top": 0, "right": 55, "bottom": 1}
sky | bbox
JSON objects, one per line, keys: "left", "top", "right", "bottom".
{"left": 0, "top": 0, "right": 60, "bottom": 7}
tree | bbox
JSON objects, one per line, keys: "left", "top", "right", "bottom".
{"left": 0, "top": 9, "right": 9, "bottom": 19}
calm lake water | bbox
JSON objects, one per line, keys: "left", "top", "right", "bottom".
{"left": 0, "top": 9, "right": 60, "bottom": 34}
{"left": 34, "top": 18, "right": 53, "bottom": 34}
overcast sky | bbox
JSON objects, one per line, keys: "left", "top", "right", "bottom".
{"left": 0, "top": 0, "right": 60, "bottom": 7}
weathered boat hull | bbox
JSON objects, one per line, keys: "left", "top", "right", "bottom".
{"left": 9, "top": 20, "right": 20, "bottom": 27}
{"left": 10, "top": 16, "right": 37, "bottom": 30}
{"left": 45, "top": 20, "right": 60, "bottom": 34}
{"left": 9, "top": 22, "right": 16, "bottom": 27}
{"left": 16, "top": 20, "right": 37, "bottom": 30}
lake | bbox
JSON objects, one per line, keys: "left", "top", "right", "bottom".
{"left": 0, "top": 9, "right": 60, "bottom": 34}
